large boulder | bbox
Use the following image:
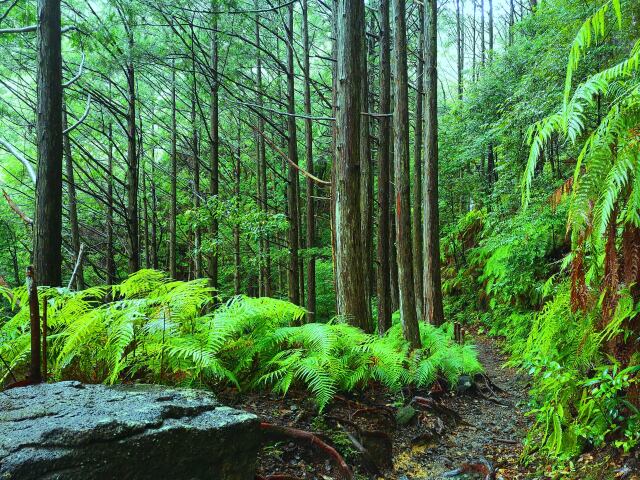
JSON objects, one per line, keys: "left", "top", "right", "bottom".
{"left": 0, "top": 381, "right": 260, "bottom": 479}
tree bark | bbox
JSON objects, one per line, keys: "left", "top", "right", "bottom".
{"left": 334, "top": 0, "right": 371, "bottom": 329}
{"left": 234, "top": 127, "right": 241, "bottom": 295}
{"left": 413, "top": 4, "right": 425, "bottom": 320}
{"left": 392, "top": 0, "right": 421, "bottom": 348}
{"left": 302, "top": 0, "right": 316, "bottom": 322}
{"left": 456, "top": 0, "right": 464, "bottom": 99}
{"left": 63, "top": 106, "right": 84, "bottom": 290}
{"left": 169, "top": 60, "right": 178, "bottom": 279}
{"left": 208, "top": 3, "right": 220, "bottom": 290}
{"left": 191, "top": 29, "right": 202, "bottom": 279}
{"left": 360, "top": 12, "right": 373, "bottom": 322}
{"left": 34, "top": 0, "right": 63, "bottom": 287}
{"left": 125, "top": 27, "right": 139, "bottom": 274}
{"left": 122, "top": 14, "right": 139, "bottom": 275}
{"left": 377, "top": 0, "right": 392, "bottom": 335}
{"left": 106, "top": 122, "right": 116, "bottom": 284}
{"left": 423, "top": 0, "right": 445, "bottom": 326}
{"left": 286, "top": 2, "right": 301, "bottom": 306}
{"left": 480, "top": 0, "right": 485, "bottom": 66}
{"left": 255, "top": 2, "right": 271, "bottom": 297}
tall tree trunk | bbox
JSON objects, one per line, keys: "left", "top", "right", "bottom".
{"left": 169, "top": 61, "right": 178, "bottom": 279}
{"left": 208, "top": 3, "right": 220, "bottom": 290}
{"left": 335, "top": 0, "right": 371, "bottom": 329}
{"left": 377, "top": 0, "right": 392, "bottom": 334}
{"left": 509, "top": 0, "right": 515, "bottom": 45}
{"left": 423, "top": 0, "right": 445, "bottom": 326}
{"left": 62, "top": 106, "right": 84, "bottom": 290}
{"left": 392, "top": 0, "right": 420, "bottom": 348}
{"left": 255, "top": 4, "right": 271, "bottom": 296}
{"left": 330, "top": 0, "right": 339, "bottom": 307}
{"left": 480, "top": 0, "right": 485, "bottom": 66}
{"left": 487, "top": 0, "right": 495, "bottom": 189}
{"left": 234, "top": 129, "right": 241, "bottom": 295}
{"left": 191, "top": 33, "right": 201, "bottom": 279}
{"left": 302, "top": 0, "right": 316, "bottom": 322}
{"left": 360, "top": 12, "right": 373, "bottom": 320}
{"left": 389, "top": 142, "right": 399, "bottom": 313}
{"left": 413, "top": 4, "right": 425, "bottom": 320}
{"left": 125, "top": 30, "right": 139, "bottom": 274}
{"left": 150, "top": 126, "right": 158, "bottom": 269}
{"left": 472, "top": 0, "right": 477, "bottom": 79}
{"left": 142, "top": 160, "right": 150, "bottom": 269}
{"left": 34, "top": 0, "right": 63, "bottom": 287}
{"left": 456, "top": 0, "right": 464, "bottom": 99}
{"left": 488, "top": 0, "right": 494, "bottom": 59}
{"left": 106, "top": 122, "right": 116, "bottom": 284}
{"left": 286, "top": 3, "right": 301, "bottom": 306}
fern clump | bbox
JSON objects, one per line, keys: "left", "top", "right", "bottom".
{"left": 0, "top": 270, "right": 483, "bottom": 411}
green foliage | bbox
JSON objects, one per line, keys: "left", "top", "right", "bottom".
{"left": 0, "top": 270, "right": 482, "bottom": 410}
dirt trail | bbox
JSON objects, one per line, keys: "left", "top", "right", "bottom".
{"left": 393, "top": 336, "right": 531, "bottom": 479}
{"left": 223, "top": 335, "right": 533, "bottom": 480}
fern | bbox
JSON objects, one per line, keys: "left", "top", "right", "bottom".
{"left": 0, "top": 270, "right": 482, "bottom": 411}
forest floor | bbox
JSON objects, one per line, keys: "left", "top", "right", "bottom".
{"left": 219, "top": 335, "right": 535, "bottom": 479}
{"left": 220, "top": 334, "right": 638, "bottom": 479}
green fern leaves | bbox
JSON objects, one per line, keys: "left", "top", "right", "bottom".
{"left": 0, "top": 270, "right": 482, "bottom": 411}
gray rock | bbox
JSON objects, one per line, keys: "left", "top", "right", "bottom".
{"left": 0, "top": 381, "right": 260, "bottom": 480}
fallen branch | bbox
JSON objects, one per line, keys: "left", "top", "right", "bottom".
{"left": 254, "top": 127, "right": 331, "bottom": 186}
{"left": 0, "top": 138, "right": 36, "bottom": 183}
{"left": 493, "top": 437, "right": 518, "bottom": 444}
{"left": 62, "top": 52, "right": 85, "bottom": 88}
{"left": 260, "top": 422, "right": 352, "bottom": 480}
{"left": 67, "top": 243, "right": 85, "bottom": 289}
{"left": 0, "top": 24, "right": 76, "bottom": 34}
{"left": 63, "top": 94, "right": 92, "bottom": 134}
{"left": 3, "top": 190, "right": 33, "bottom": 225}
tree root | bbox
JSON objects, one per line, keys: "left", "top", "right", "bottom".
{"left": 443, "top": 457, "right": 496, "bottom": 480}
{"left": 256, "top": 475, "right": 304, "bottom": 480}
{"left": 259, "top": 422, "right": 353, "bottom": 480}
{"left": 476, "top": 373, "right": 509, "bottom": 396}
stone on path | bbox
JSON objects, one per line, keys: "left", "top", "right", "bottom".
{"left": 0, "top": 381, "right": 259, "bottom": 480}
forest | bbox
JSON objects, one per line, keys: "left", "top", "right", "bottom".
{"left": 0, "top": 0, "right": 639, "bottom": 478}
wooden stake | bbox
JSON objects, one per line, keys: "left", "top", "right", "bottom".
{"left": 42, "top": 296, "right": 48, "bottom": 382}
{"left": 26, "top": 266, "right": 41, "bottom": 384}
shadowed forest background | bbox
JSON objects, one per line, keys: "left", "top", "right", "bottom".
{"left": 0, "top": 0, "right": 639, "bottom": 477}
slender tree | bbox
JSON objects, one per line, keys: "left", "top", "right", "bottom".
{"left": 255, "top": 2, "right": 271, "bottom": 297}
{"left": 423, "top": 0, "right": 445, "bottom": 326}
{"left": 377, "top": 0, "right": 392, "bottom": 334}
{"left": 360, "top": 11, "right": 373, "bottom": 313}
{"left": 392, "top": 0, "right": 420, "bottom": 347}
{"left": 125, "top": 23, "right": 139, "bottom": 274}
{"left": 63, "top": 106, "right": 84, "bottom": 289}
{"left": 208, "top": 4, "right": 220, "bottom": 290}
{"left": 302, "top": 0, "right": 316, "bottom": 322}
{"left": 412, "top": 4, "right": 425, "bottom": 320}
{"left": 286, "top": 2, "right": 301, "bottom": 305}
{"left": 334, "top": 0, "right": 370, "bottom": 329}
{"left": 106, "top": 122, "right": 117, "bottom": 285}
{"left": 34, "top": 0, "right": 63, "bottom": 287}
{"left": 169, "top": 60, "right": 178, "bottom": 279}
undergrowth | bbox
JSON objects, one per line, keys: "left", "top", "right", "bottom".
{"left": 0, "top": 269, "right": 482, "bottom": 410}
